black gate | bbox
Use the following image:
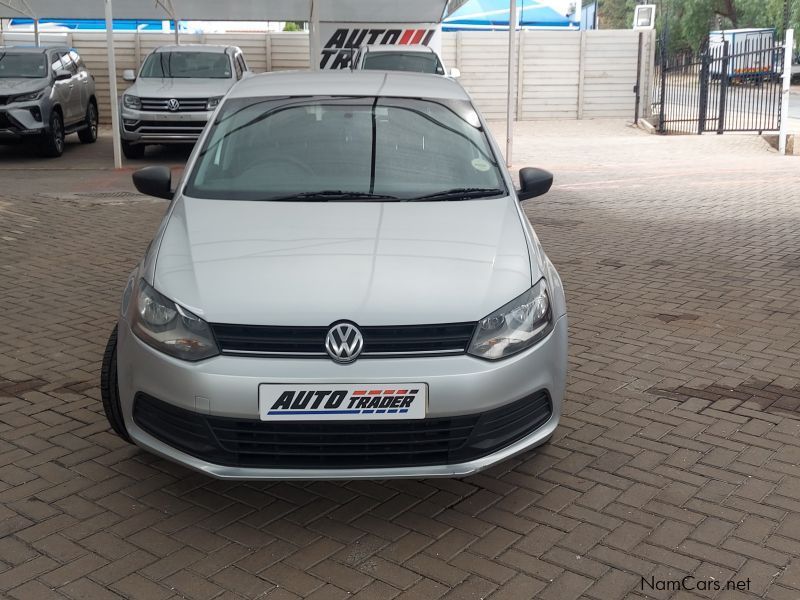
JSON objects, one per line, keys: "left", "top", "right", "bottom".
{"left": 651, "top": 35, "right": 787, "bottom": 134}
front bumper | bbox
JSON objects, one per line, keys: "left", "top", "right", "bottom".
{"left": 116, "top": 315, "right": 567, "bottom": 480}
{"left": 0, "top": 105, "right": 47, "bottom": 141}
{"left": 120, "top": 106, "right": 210, "bottom": 144}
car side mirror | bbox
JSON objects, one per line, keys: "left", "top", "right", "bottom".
{"left": 54, "top": 70, "right": 71, "bottom": 81}
{"left": 133, "top": 166, "right": 173, "bottom": 200}
{"left": 122, "top": 69, "right": 136, "bottom": 81}
{"left": 517, "top": 167, "right": 553, "bottom": 201}
{"left": 449, "top": 67, "right": 461, "bottom": 78}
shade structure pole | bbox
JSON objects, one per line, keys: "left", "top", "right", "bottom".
{"left": 505, "top": 0, "right": 517, "bottom": 167}
{"left": 779, "top": 28, "right": 794, "bottom": 155}
{"left": 309, "top": 0, "right": 320, "bottom": 70}
{"left": 33, "top": 17, "right": 38, "bottom": 45}
{"left": 105, "top": 0, "right": 122, "bottom": 169}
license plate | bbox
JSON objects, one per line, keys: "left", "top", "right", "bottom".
{"left": 258, "top": 383, "right": 427, "bottom": 421}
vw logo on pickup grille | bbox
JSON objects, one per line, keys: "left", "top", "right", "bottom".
{"left": 166, "top": 98, "right": 180, "bottom": 112}
{"left": 325, "top": 322, "right": 364, "bottom": 364}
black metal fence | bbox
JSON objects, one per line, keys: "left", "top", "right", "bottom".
{"left": 652, "top": 34, "right": 787, "bottom": 134}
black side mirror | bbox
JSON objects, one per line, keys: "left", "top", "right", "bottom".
{"left": 133, "top": 166, "right": 173, "bottom": 200}
{"left": 54, "top": 70, "right": 72, "bottom": 81}
{"left": 517, "top": 167, "right": 553, "bottom": 201}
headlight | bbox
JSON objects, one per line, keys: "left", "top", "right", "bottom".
{"left": 131, "top": 279, "right": 219, "bottom": 361}
{"left": 468, "top": 279, "right": 553, "bottom": 360}
{"left": 206, "top": 96, "right": 223, "bottom": 110}
{"left": 123, "top": 94, "right": 141, "bottom": 110}
{"left": 10, "top": 89, "right": 45, "bottom": 103}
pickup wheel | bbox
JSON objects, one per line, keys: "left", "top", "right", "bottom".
{"left": 122, "top": 141, "right": 145, "bottom": 159}
{"left": 39, "top": 110, "right": 65, "bottom": 157}
{"left": 78, "top": 102, "right": 98, "bottom": 143}
{"left": 100, "top": 325, "right": 132, "bottom": 442}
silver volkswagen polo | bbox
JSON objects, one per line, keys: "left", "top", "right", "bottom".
{"left": 102, "top": 71, "right": 567, "bottom": 480}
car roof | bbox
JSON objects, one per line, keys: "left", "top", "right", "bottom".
{"left": 153, "top": 44, "right": 232, "bottom": 53}
{"left": 0, "top": 45, "right": 63, "bottom": 54}
{"left": 361, "top": 44, "right": 436, "bottom": 54}
{"left": 229, "top": 70, "right": 470, "bottom": 101}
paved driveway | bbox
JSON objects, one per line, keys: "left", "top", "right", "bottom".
{"left": 1, "top": 122, "right": 799, "bottom": 600}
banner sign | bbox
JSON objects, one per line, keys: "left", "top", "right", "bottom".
{"left": 317, "top": 22, "right": 442, "bottom": 69}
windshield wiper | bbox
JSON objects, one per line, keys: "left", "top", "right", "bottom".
{"left": 407, "top": 187, "right": 505, "bottom": 202}
{"left": 265, "top": 190, "right": 400, "bottom": 202}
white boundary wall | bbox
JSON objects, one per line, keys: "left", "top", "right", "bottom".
{"left": 0, "top": 29, "right": 654, "bottom": 123}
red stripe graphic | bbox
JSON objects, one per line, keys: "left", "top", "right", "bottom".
{"left": 398, "top": 29, "right": 415, "bottom": 45}
{"left": 410, "top": 29, "right": 425, "bottom": 44}
{"left": 354, "top": 390, "right": 366, "bottom": 395}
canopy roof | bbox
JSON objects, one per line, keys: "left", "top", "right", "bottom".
{"left": 0, "top": 0, "right": 468, "bottom": 22}
{"left": 443, "top": 0, "right": 578, "bottom": 29}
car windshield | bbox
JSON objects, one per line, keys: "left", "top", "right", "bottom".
{"left": 362, "top": 52, "right": 444, "bottom": 74}
{"left": 139, "top": 51, "right": 231, "bottom": 79}
{"left": 185, "top": 96, "right": 506, "bottom": 201}
{"left": 0, "top": 53, "right": 47, "bottom": 78}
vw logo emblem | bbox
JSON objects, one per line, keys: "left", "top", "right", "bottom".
{"left": 166, "top": 98, "right": 180, "bottom": 112}
{"left": 325, "top": 322, "right": 364, "bottom": 364}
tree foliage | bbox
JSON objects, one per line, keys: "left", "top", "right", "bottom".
{"left": 598, "top": 0, "right": 799, "bottom": 51}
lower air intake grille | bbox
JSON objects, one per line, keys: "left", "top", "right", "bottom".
{"left": 132, "top": 390, "right": 552, "bottom": 469}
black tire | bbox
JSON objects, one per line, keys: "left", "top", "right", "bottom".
{"left": 78, "top": 101, "right": 98, "bottom": 144}
{"left": 122, "top": 141, "right": 145, "bottom": 159}
{"left": 39, "top": 110, "right": 65, "bottom": 157}
{"left": 100, "top": 325, "right": 132, "bottom": 442}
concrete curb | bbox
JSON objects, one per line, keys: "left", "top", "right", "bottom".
{"left": 638, "top": 118, "right": 657, "bottom": 134}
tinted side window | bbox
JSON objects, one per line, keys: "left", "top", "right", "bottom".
{"left": 50, "top": 53, "right": 64, "bottom": 73}
{"left": 234, "top": 55, "right": 243, "bottom": 79}
{"left": 60, "top": 52, "right": 78, "bottom": 75}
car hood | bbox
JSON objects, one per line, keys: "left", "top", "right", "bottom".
{"left": 153, "top": 196, "right": 537, "bottom": 326}
{"left": 127, "top": 77, "right": 234, "bottom": 98}
{"left": 0, "top": 78, "right": 48, "bottom": 94}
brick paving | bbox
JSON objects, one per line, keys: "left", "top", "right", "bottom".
{"left": 1, "top": 122, "right": 800, "bottom": 599}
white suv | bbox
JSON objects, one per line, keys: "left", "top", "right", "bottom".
{"left": 119, "top": 45, "right": 249, "bottom": 158}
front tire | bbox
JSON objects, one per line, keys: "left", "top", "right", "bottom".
{"left": 122, "top": 141, "right": 145, "bottom": 159}
{"left": 39, "top": 111, "right": 65, "bottom": 157}
{"left": 100, "top": 325, "right": 132, "bottom": 442}
{"left": 78, "top": 102, "right": 98, "bottom": 144}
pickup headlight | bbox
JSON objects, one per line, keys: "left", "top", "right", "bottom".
{"left": 10, "top": 89, "right": 45, "bottom": 103}
{"left": 123, "top": 94, "right": 141, "bottom": 110}
{"left": 468, "top": 279, "right": 553, "bottom": 360}
{"left": 131, "top": 279, "right": 219, "bottom": 361}
{"left": 206, "top": 96, "right": 223, "bottom": 110}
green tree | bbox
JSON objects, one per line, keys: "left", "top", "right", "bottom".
{"left": 597, "top": 0, "right": 638, "bottom": 28}
{"left": 597, "top": 0, "right": 799, "bottom": 52}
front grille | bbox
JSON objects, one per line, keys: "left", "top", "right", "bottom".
{"left": 132, "top": 390, "right": 552, "bottom": 469}
{"left": 124, "top": 120, "right": 207, "bottom": 135}
{"left": 210, "top": 322, "right": 477, "bottom": 358}
{"left": 140, "top": 97, "right": 209, "bottom": 112}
